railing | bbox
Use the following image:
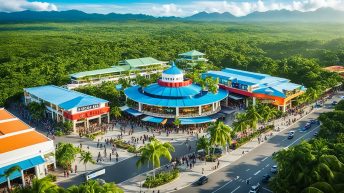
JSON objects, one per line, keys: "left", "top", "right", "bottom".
{"left": 66, "top": 70, "right": 162, "bottom": 89}
{"left": 141, "top": 107, "right": 221, "bottom": 118}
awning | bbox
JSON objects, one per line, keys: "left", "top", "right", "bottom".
{"left": 210, "top": 113, "right": 226, "bottom": 119}
{"left": 124, "top": 108, "right": 142, "bottom": 117}
{"left": 119, "top": 105, "right": 129, "bottom": 111}
{"left": 142, "top": 116, "right": 164, "bottom": 123}
{"left": 115, "top": 84, "right": 123, "bottom": 91}
{"left": 179, "top": 116, "right": 215, "bottom": 125}
{"left": 0, "top": 156, "right": 45, "bottom": 184}
{"left": 228, "top": 94, "right": 243, "bottom": 100}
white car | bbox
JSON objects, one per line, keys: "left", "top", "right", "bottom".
{"left": 271, "top": 165, "right": 278, "bottom": 174}
{"left": 249, "top": 183, "right": 261, "bottom": 193}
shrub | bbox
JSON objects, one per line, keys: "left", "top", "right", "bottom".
{"left": 55, "top": 130, "right": 64, "bottom": 136}
{"left": 45, "top": 174, "right": 57, "bottom": 182}
{"left": 127, "top": 146, "right": 139, "bottom": 153}
{"left": 143, "top": 169, "right": 179, "bottom": 188}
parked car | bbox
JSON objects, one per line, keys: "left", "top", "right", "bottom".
{"left": 271, "top": 165, "right": 278, "bottom": 174}
{"left": 314, "top": 132, "right": 318, "bottom": 136}
{"left": 197, "top": 176, "right": 208, "bottom": 185}
{"left": 310, "top": 119, "right": 317, "bottom": 124}
{"left": 288, "top": 131, "right": 295, "bottom": 139}
{"left": 249, "top": 183, "right": 261, "bottom": 193}
{"left": 332, "top": 101, "right": 338, "bottom": 106}
{"left": 261, "top": 174, "right": 271, "bottom": 183}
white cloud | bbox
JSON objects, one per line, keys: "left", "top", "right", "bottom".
{"left": 191, "top": 0, "right": 344, "bottom": 16}
{"left": 7, "top": 0, "right": 343, "bottom": 17}
{"left": 151, "top": 3, "right": 183, "bottom": 16}
{"left": 0, "top": 0, "right": 57, "bottom": 12}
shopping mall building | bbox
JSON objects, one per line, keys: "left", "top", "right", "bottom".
{"left": 203, "top": 68, "right": 306, "bottom": 112}
{"left": 123, "top": 63, "right": 228, "bottom": 125}
{"left": 24, "top": 85, "right": 110, "bottom": 133}
{"left": 0, "top": 108, "right": 55, "bottom": 188}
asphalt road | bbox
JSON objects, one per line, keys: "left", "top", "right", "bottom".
{"left": 175, "top": 94, "right": 341, "bottom": 193}
{"left": 58, "top": 140, "right": 197, "bottom": 188}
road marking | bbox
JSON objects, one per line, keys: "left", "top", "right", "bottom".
{"left": 261, "top": 157, "right": 269, "bottom": 161}
{"left": 286, "top": 125, "right": 320, "bottom": 148}
{"left": 245, "top": 169, "right": 250, "bottom": 171}
{"left": 246, "top": 177, "right": 252, "bottom": 181}
{"left": 263, "top": 187, "right": 273, "bottom": 192}
{"left": 265, "top": 164, "right": 270, "bottom": 168}
{"left": 230, "top": 186, "right": 241, "bottom": 193}
{"left": 212, "top": 180, "right": 233, "bottom": 193}
{"left": 282, "top": 138, "right": 287, "bottom": 141}
{"left": 254, "top": 170, "right": 261, "bottom": 175}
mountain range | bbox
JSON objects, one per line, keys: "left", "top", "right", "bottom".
{"left": 1, "top": 8, "right": 344, "bottom": 23}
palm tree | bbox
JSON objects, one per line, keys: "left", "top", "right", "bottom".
{"left": 173, "top": 117, "right": 181, "bottom": 130}
{"left": 79, "top": 151, "right": 96, "bottom": 172}
{"left": 29, "top": 177, "right": 60, "bottom": 193}
{"left": 66, "top": 180, "right": 123, "bottom": 193}
{"left": 208, "top": 121, "right": 232, "bottom": 155}
{"left": 0, "top": 165, "right": 21, "bottom": 190}
{"left": 233, "top": 113, "right": 249, "bottom": 135}
{"left": 136, "top": 139, "right": 175, "bottom": 178}
{"left": 13, "top": 177, "right": 60, "bottom": 193}
{"left": 245, "top": 106, "right": 263, "bottom": 130}
{"left": 197, "top": 136, "right": 210, "bottom": 154}
{"left": 55, "top": 143, "right": 79, "bottom": 169}
{"left": 111, "top": 106, "right": 122, "bottom": 119}
{"left": 260, "top": 105, "right": 279, "bottom": 124}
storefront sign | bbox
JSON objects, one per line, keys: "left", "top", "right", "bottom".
{"left": 63, "top": 107, "right": 110, "bottom": 120}
{"left": 85, "top": 169, "right": 105, "bottom": 181}
{"left": 77, "top": 104, "right": 100, "bottom": 112}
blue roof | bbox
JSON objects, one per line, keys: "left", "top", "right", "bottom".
{"left": 0, "top": 156, "right": 44, "bottom": 184}
{"left": 24, "top": 85, "right": 108, "bottom": 110}
{"left": 163, "top": 63, "right": 183, "bottom": 75}
{"left": 204, "top": 68, "right": 289, "bottom": 86}
{"left": 124, "top": 108, "right": 143, "bottom": 117}
{"left": 203, "top": 68, "right": 304, "bottom": 98}
{"left": 143, "top": 83, "right": 202, "bottom": 98}
{"left": 142, "top": 116, "right": 164, "bottom": 123}
{"left": 179, "top": 116, "right": 215, "bottom": 125}
{"left": 125, "top": 85, "right": 228, "bottom": 107}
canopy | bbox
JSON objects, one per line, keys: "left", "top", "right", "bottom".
{"left": 124, "top": 108, "right": 142, "bottom": 117}
{"left": 0, "top": 156, "right": 45, "bottom": 184}
{"left": 179, "top": 116, "right": 215, "bottom": 125}
{"left": 227, "top": 93, "right": 243, "bottom": 100}
{"left": 142, "top": 116, "right": 164, "bottom": 123}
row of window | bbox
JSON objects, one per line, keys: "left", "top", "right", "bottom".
{"left": 162, "top": 77, "right": 182, "bottom": 81}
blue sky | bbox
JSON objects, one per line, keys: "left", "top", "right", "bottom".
{"left": 0, "top": 0, "right": 343, "bottom": 17}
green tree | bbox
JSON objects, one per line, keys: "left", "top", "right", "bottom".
{"left": 66, "top": 180, "right": 123, "bottom": 193}
{"left": 15, "top": 176, "right": 60, "bottom": 193}
{"left": 197, "top": 136, "right": 210, "bottom": 154}
{"left": 111, "top": 106, "right": 122, "bottom": 119}
{"left": 0, "top": 165, "right": 21, "bottom": 190}
{"left": 27, "top": 102, "right": 46, "bottom": 121}
{"left": 173, "top": 117, "right": 181, "bottom": 129}
{"left": 79, "top": 151, "right": 95, "bottom": 172}
{"left": 208, "top": 121, "right": 232, "bottom": 155}
{"left": 55, "top": 143, "right": 79, "bottom": 169}
{"left": 136, "top": 139, "right": 175, "bottom": 178}
{"left": 245, "top": 106, "right": 263, "bottom": 129}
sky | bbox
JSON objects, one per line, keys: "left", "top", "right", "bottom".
{"left": 0, "top": 0, "right": 344, "bottom": 17}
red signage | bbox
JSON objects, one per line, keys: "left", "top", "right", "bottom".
{"left": 158, "top": 79, "right": 192, "bottom": 87}
{"left": 63, "top": 107, "right": 110, "bottom": 120}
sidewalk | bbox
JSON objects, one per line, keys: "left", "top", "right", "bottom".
{"left": 119, "top": 105, "right": 316, "bottom": 193}
{"left": 52, "top": 122, "right": 202, "bottom": 183}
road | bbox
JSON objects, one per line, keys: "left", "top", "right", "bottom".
{"left": 58, "top": 140, "right": 197, "bottom": 188}
{"left": 175, "top": 94, "right": 340, "bottom": 193}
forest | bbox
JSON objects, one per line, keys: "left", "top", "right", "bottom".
{"left": 1, "top": 21, "right": 344, "bottom": 106}
{"left": 271, "top": 101, "right": 344, "bottom": 193}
